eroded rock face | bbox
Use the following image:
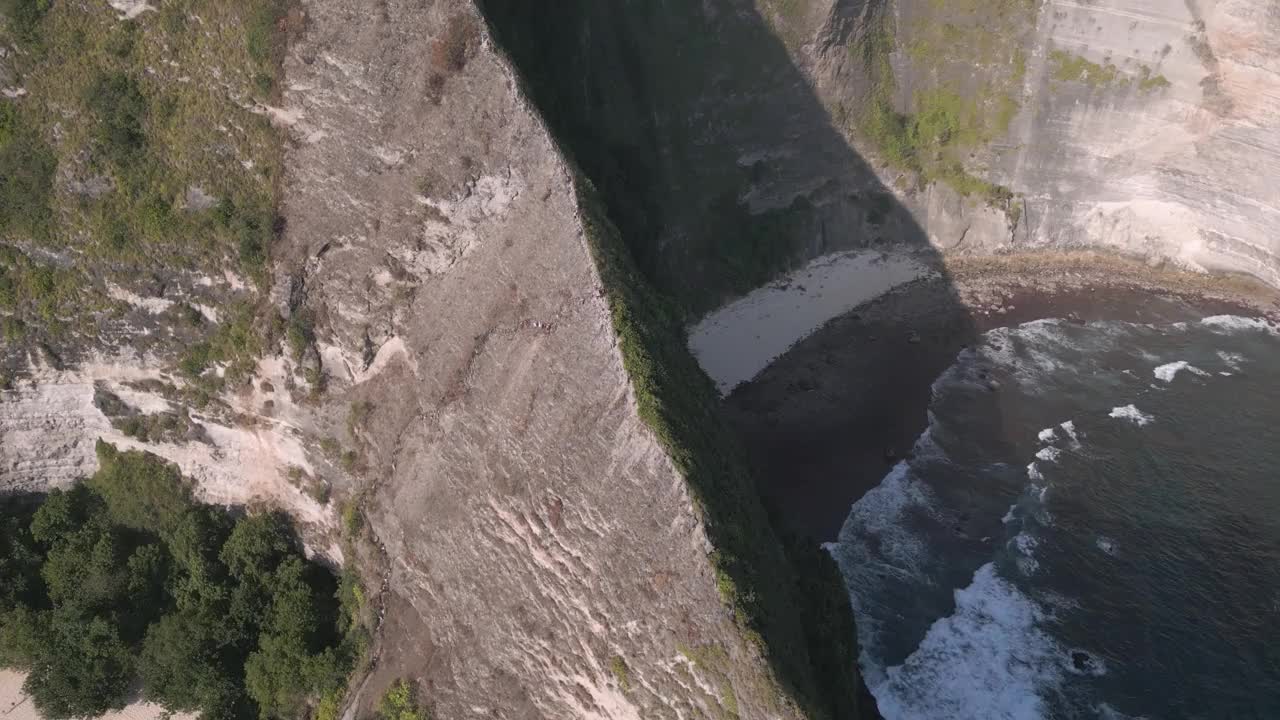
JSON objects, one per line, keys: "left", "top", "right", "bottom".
{"left": 999, "top": 0, "right": 1280, "bottom": 284}
{"left": 0, "top": 352, "right": 337, "bottom": 551}
{"left": 6, "top": 1, "right": 1273, "bottom": 718}
{"left": 276, "top": 1, "right": 796, "bottom": 717}
{"left": 798, "top": 0, "right": 1280, "bottom": 284}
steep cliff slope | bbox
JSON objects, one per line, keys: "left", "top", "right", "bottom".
{"left": 4, "top": 2, "right": 872, "bottom": 717}
{"left": 273, "top": 1, "right": 867, "bottom": 718}
{"left": 6, "top": 0, "right": 1275, "bottom": 718}
{"left": 994, "top": 0, "right": 1280, "bottom": 283}
{"left": 477, "top": 0, "right": 949, "bottom": 319}
{"left": 805, "top": 0, "right": 1280, "bottom": 284}
{"left": 476, "top": 0, "right": 1280, "bottom": 304}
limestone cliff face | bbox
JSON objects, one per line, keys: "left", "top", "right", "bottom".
{"left": 797, "top": 0, "right": 1280, "bottom": 285}
{"left": 489, "top": 0, "right": 1279, "bottom": 302}
{"left": 992, "top": 0, "right": 1280, "bottom": 284}
{"left": 276, "top": 1, "right": 822, "bottom": 718}
{"left": 7, "top": 0, "right": 1272, "bottom": 718}
{"left": 2, "top": 1, "right": 863, "bottom": 717}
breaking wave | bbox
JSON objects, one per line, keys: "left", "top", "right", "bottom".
{"left": 832, "top": 314, "right": 1280, "bottom": 719}
{"left": 1108, "top": 404, "right": 1154, "bottom": 425}
{"left": 871, "top": 564, "right": 1063, "bottom": 720}
{"left": 1152, "top": 360, "right": 1207, "bottom": 382}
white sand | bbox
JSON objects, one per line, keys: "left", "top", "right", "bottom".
{"left": 688, "top": 250, "right": 936, "bottom": 394}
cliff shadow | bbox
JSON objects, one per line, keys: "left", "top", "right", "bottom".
{"left": 477, "top": 0, "right": 995, "bottom": 716}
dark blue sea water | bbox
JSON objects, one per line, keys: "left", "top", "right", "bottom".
{"left": 830, "top": 315, "right": 1280, "bottom": 719}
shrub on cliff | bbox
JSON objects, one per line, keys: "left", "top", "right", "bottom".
{"left": 0, "top": 444, "right": 359, "bottom": 720}
{"left": 376, "top": 679, "right": 427, "bottom": 720}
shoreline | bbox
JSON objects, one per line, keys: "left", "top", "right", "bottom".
{"left": 721, "top": 250, "right": 1279, "bottom": 541}
{"left": 944, "top": 251, "right": 1280, "bottom": 329}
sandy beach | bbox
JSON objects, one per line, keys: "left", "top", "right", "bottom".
{"left": 707, "top": 250, "right": 1279, "bottom": 541}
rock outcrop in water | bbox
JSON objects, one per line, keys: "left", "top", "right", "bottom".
{"left": 3, "top": 0, "right": 1279, "bottom": 718}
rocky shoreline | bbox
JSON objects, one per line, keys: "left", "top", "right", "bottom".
{"left": 946, "top": 251, "right": 1280, "bottom": 327}
{"left": 723, "top": 250, "right": 1279, "bottom": 541}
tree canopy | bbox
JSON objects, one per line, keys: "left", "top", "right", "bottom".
{"left": 0, "top": 442, "right": 362, "bottom": 720}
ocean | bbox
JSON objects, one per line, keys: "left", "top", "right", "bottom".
{"left": 830, "top": 315, "right": 1280, "bottom": 719}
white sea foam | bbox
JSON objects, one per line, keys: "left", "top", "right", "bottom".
{"left": 1066, "top": 649, "right": 1109, "bottom": 678}
{"left": 1026, "top": 463, "right": 1044, "bottom": 482}
{"left": 871, "top": 564, "right": 1063, "bottom": 720}
{"left": 1217, "top": 351, "right": 1245, "bottom": 370}
{"left": 1012, "top": 533, "right": 1040, "bottom": 574}
{"left": 1153, "top": 361, "right": 1208, "bottom": 382}
{"left": 1035, "top": 446, "right": 1061, "bottom": 462}
{"left": 1095, "top": 702, "right": 1148, "bottom": 720}
{"left": 1096, "top": 536, "right": 1117, "bottom": 556}
{"left": 911, "top": 422, "right": 948, "bottom": 463}
{"left": 1059, "top": 421, "right": 1081, "bottom": 447}
{"left": 838, "top": 463, "right": 931, "bottom": 560}
{"left": 1108, "top": 405, "right": 1154, "bottom": 426}
{"left": 979, "top": 322, "right": 1076, "bottom": 388}
{"left": 1037, "top": 427, "right": 1057, "bottom": 443}
{"left": 831, "top": 459, "right": 943, "bottom": 671}
{"left": 1200, "top": 315, "right": 1279, "bottom": 334}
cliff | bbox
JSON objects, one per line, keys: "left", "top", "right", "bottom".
{"left": 3, "top": 0, "right": 1278, "bottom": 718}
{"left": 802, "top": 0, "right": 1280, "bottom": 284}
{"left": 6, "top": 0, "right": 874, "bottom": 717}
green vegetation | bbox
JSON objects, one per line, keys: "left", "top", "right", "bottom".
{"left": 0, "top": 0, "right": 50, "bottom": 44}
{"left": 286, "top": 313, "right": 315, "bottom": 362}
{"left": 179, "top": 302, "right": 273, "bottom": 386}
{"left": 677, "top": 644, "right": 740, "bottom": 720}
{"left": 576, "top": 176, "right": 866, "bottom": 719}
{"left": 1049, "top": 50, "right": 1120, "bottom": 87}
{"left": 112, "top": 408, "right": 197, "bottom": 444}
{"left": 0, "top": 443, "right": 362, "bottom": 720}
{"left": 341, "top": 500, "right": 364, "bottom": 537}
{"left": 848, "top": 4, "right": 1025, "bottom": 206}
{"left": 347, "top": 400, "right": 375, "bottom": 439}
{"left": 285, "top": 466, "right": 330, "bottom": 505}
{"left": 1049, "top": 51, "right": 1172, "bottom": 93}
{"left": 0, "top": 0, "right": 289, "bottom": 365}
{"left": 376, "top": 679, "right": 427, "bottom": 720}
{"left": 1138, "top": 65, "right": 1172, "bottom": 92}
{"left": 609, "top": 655, "right": 631, "bottom": 692}
{"left": 0, "top": 105, "right": 56, "bottom": 240}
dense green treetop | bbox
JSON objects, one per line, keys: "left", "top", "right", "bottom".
{"left": 0, "top": 443, "right": 363, "bottom": 720}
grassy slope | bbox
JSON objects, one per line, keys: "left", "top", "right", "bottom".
{"left": 0, "top": 0, "right": 287, "bottom": 374}
{"left": 840, "top": 0, "right": 1032, "bottom": 206}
